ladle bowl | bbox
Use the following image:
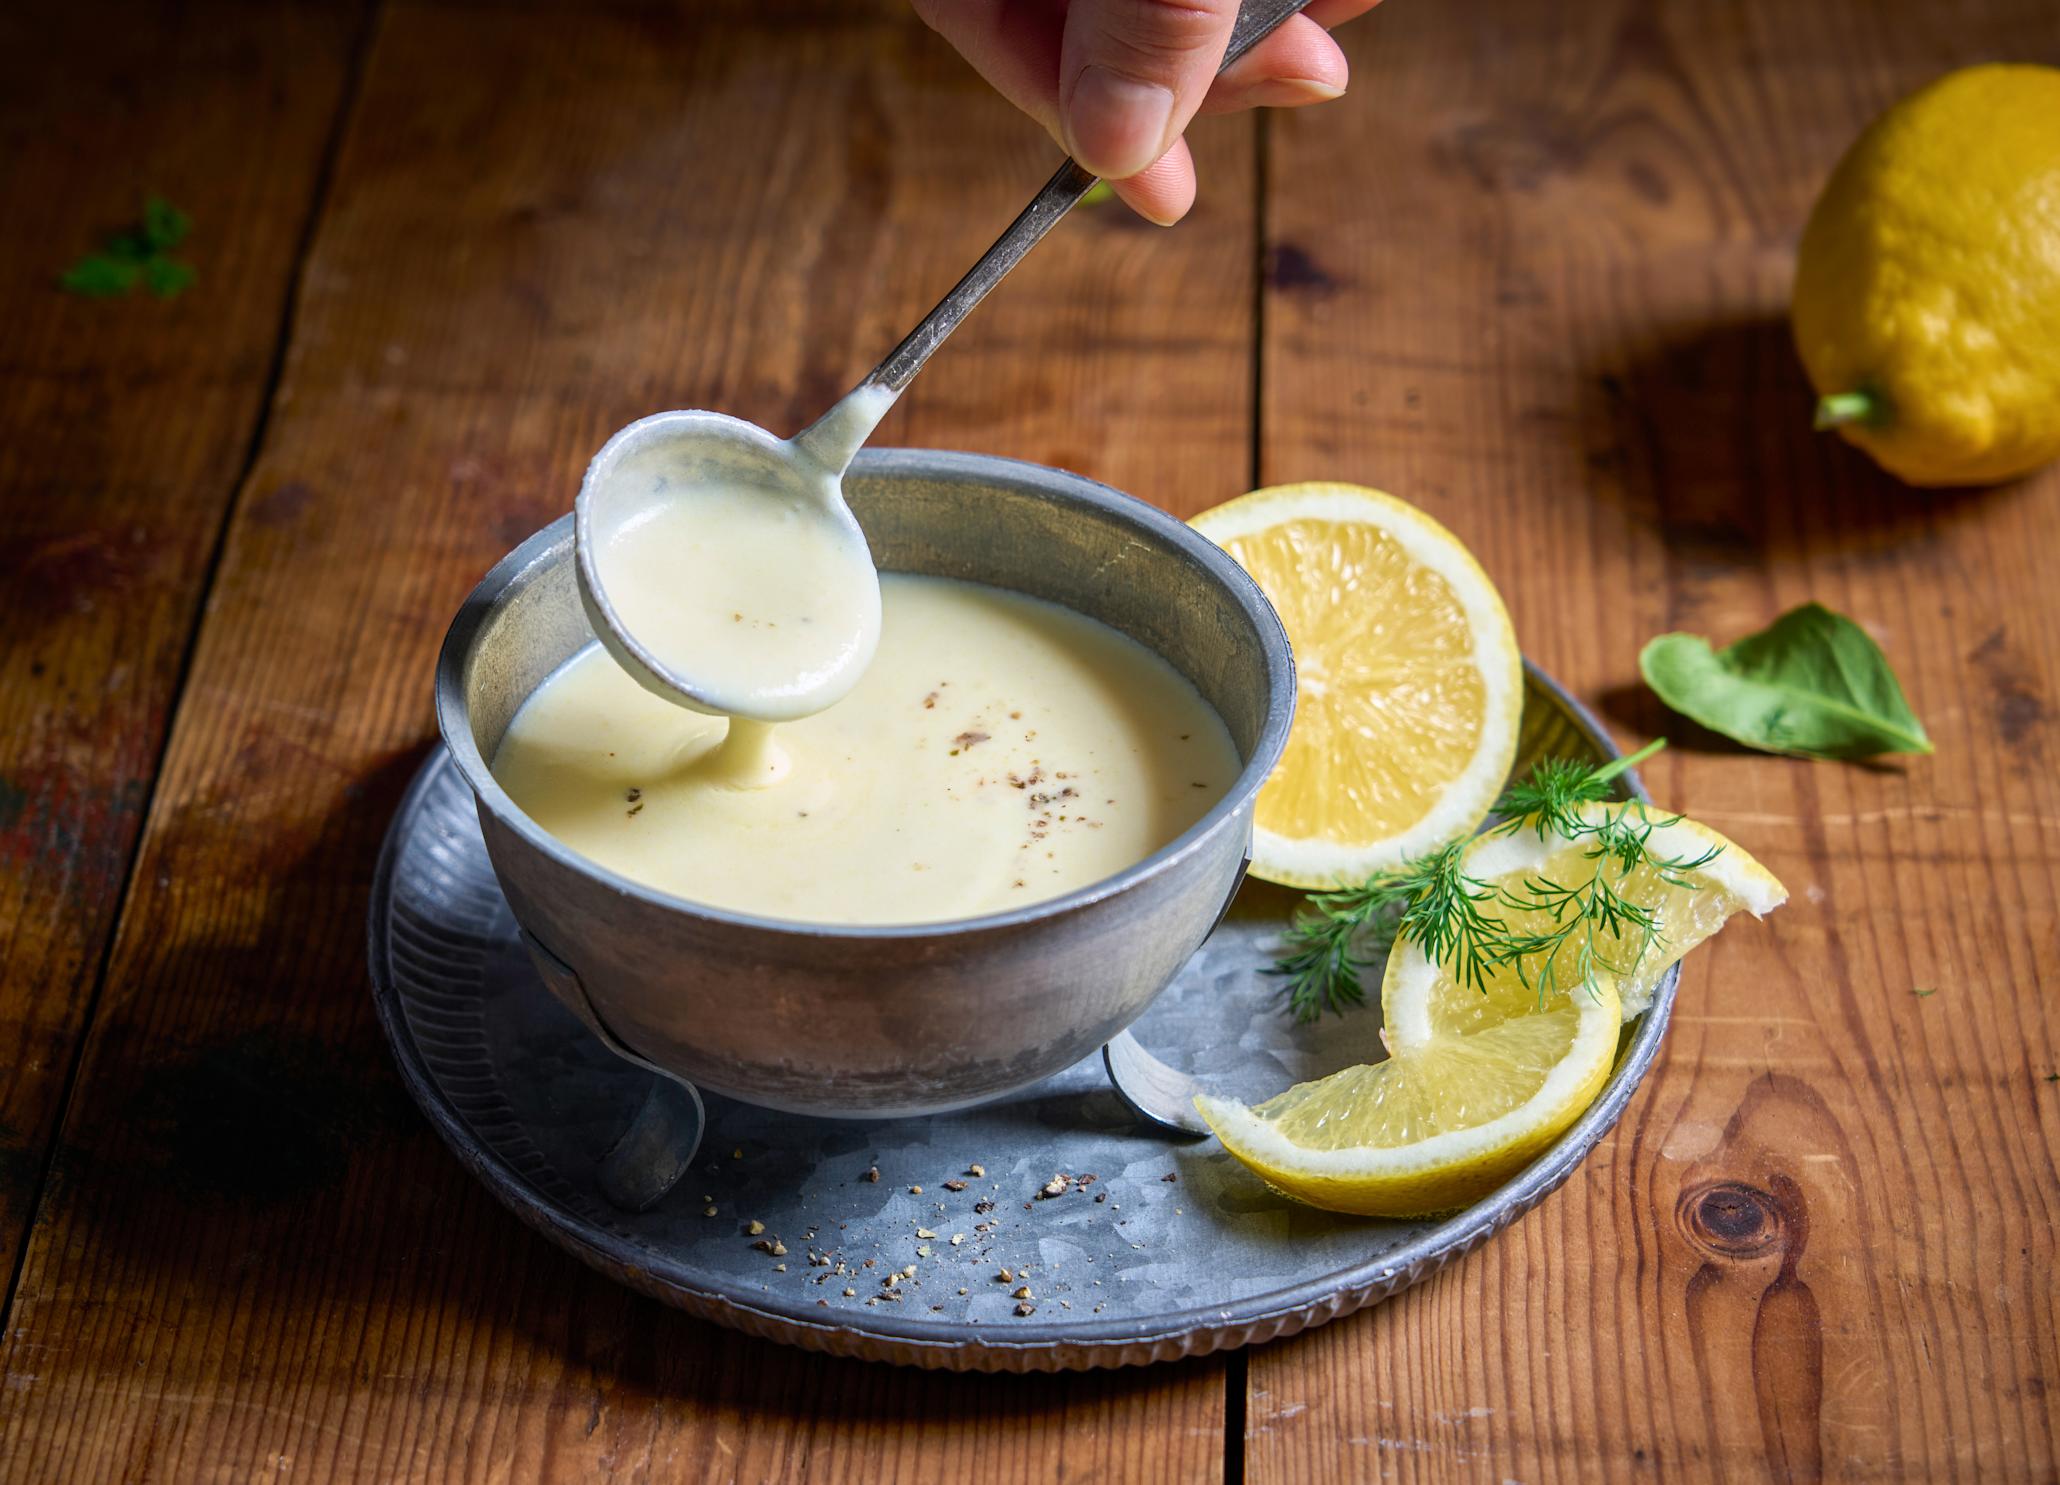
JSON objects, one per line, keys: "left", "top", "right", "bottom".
{"left": 573, "top": 407, "right": 882, "bottom": 719}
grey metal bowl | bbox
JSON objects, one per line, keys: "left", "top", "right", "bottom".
{"left": 435, "top": 449, "right": 1295, "bottom": 1120}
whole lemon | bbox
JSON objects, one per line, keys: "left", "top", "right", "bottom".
{"left": 1792, "top": 64, "right": 2060, "bottom": 487}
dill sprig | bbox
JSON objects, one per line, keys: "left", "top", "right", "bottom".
{"left": 1271, "top": 838, "right": 1494, "bottom": 1022}
{"left": 1491, "top": 740, "right": 1655, "bottom": 842}
{"left": 1270, "top": 739, "right": 1722, "bottom": 1021}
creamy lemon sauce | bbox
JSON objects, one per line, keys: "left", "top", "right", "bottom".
{"left": 587, "top": 411, "right": 887, "bottom": 723}
{"left": 493, "top": 574, "right": 1240, "bottom": 924}
{"left": 598, "top": 486, "right": 880, "bottom": 720}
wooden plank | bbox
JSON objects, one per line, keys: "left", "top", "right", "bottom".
{"left": 0, "top": 1, "right": 1250, "bottom": 1477}
{"left": 0, "top": 1, "right": 367, "bottom": 1289}
{"left": 1248, "top": 0, "right": 2060, "bottom": 1480}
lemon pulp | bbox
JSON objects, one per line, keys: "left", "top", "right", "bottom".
{"left": 1225, "top": 517, "right": 1488, "bottom": 842}
{"left": 1191, "top": 484, "right": 1521, "bottom": 889}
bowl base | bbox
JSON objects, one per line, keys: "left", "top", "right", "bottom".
{"left": 523, "top": 923, "right": 1211, "bottom": 1212}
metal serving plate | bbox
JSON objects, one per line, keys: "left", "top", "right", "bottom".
{"left": 370, "top": 665, "right": 1675, "bottom": 1371}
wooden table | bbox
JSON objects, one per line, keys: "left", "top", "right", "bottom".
{"left": 4, "top": 1, "right": 2056, "bottom": 1478}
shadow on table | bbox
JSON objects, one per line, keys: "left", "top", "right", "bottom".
{"left": 1583, "top": 312, "right": 2012, "bottom": 576}
{"left": 1573, "top": 311, "right": 2033, "bottom": 769}
{"left": 1592, "top": 679, "right": 1744, "bottom": 757}
{"left": 49, "top": 740, "right": 437, "bottom": 1216}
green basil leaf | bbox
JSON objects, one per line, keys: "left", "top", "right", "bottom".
{"left": 1639, "top": 603, "right": 1932, "bottom": 759}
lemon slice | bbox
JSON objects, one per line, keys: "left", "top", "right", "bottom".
{"left": 1191, "top": 483, "right": 1521, "bottom": 889}
{"left": 1197, "top": 804, "right": 1784, "bottom": 1216}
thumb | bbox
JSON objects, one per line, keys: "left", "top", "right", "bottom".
{"left": 1059, "top": 0, "right": 1239, "bottom": 180}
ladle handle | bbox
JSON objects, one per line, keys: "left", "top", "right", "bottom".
{"left": 862, "top": 0, "right": 1317, "bottom": 397}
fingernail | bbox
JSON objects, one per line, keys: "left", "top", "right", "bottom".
{"left": 1277, "top": 78, "right": 1346, "bottom": 104}
{"left": 1130, "top": 196, "right": 1185, "bottom": 228}
{"left": 1063, "top": 66, "right": 1175, "bottom": 179}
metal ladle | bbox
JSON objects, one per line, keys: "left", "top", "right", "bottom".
{"left": 575, "top": 0, "right": 1317, "bottom": 720}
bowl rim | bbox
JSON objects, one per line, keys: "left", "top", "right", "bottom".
{"left": 434, "top": 446, "right": 1297, "bottom": 941}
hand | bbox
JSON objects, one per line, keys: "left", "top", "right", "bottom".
{"left": 912, "top": 0, "right": 1381, "bottom": 224}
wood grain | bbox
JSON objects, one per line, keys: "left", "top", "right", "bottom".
{"left": 1247, "top": 1, "right": 2060, "bottom": 1480}
{"left": 0, "top": 1, "right": 1249, "bottom": 1478}
{"left": 0, "top": 0, "right": 367, "bottom": 1290}
{"left": 9, "top": 0, "right": 2058, "bottom": 1477}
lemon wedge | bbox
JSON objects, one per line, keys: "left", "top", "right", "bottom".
{"left": 1464, "top": 801, "right": 1787, "bottom": 1021}
{"left": 1197, "top": 953, "right": 1621, "bottom": 1218}
{"left": 1190, "top": 483, "right": 1521, "bottom": 889}
{"left": 1197, "top": 804, "right": 1784, "bottom": 1216}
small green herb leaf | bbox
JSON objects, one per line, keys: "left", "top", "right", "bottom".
{"left": 1911, "top": 987, "right": 1936, "bottom": 998}
{"left": 1078, "top": 180, "right": 1116, "bottom": 208}
{"left": 61, "top": 197, "right": 195, "bottom": 299}
{"left": 1639, "top": 603, "right": 1931, "bottom": 759}
{"left": 142, "top": 256, "right": 197, "bottom": 299}
{"left": 60, "top": 254, "right": 143, "bottom": 297}
{"left": 142, "top": 196, "right": 192, "bottom": 253}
